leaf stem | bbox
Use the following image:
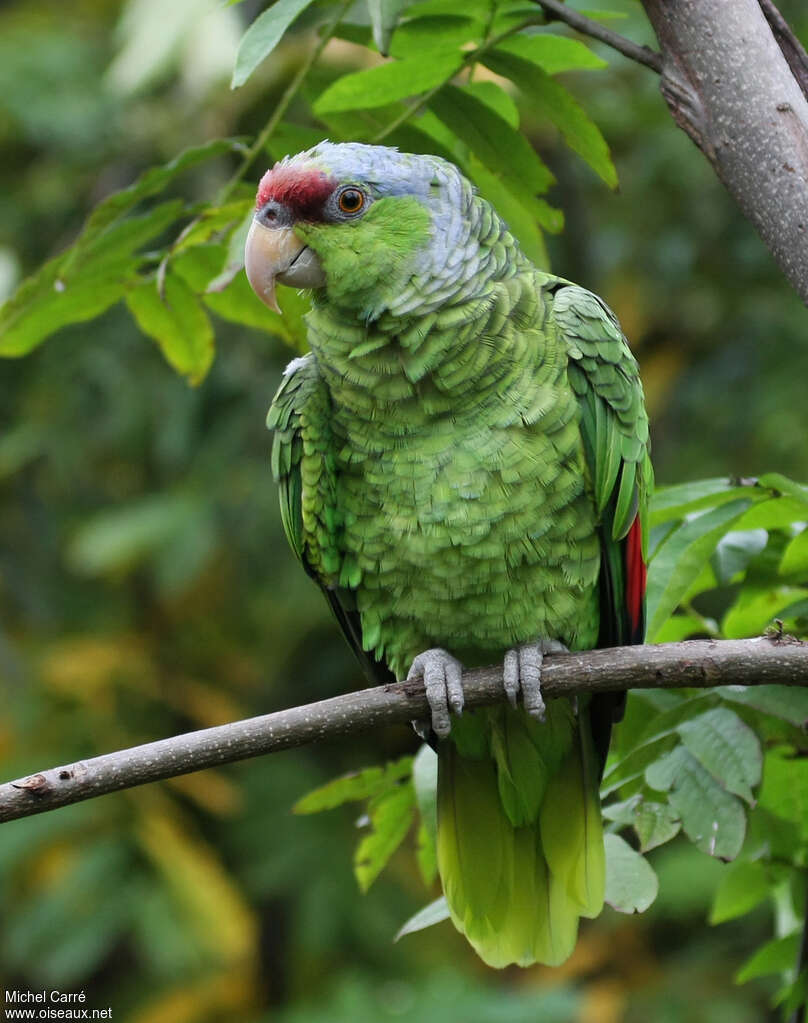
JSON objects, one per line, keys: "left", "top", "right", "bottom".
{"left": 218, "top": 0, "right": 352, "bottom": 203}
{"left": 529, "top": 0, "right": 662, "bottom": 73}
{"left": 468, "top": 0, "right": 500, "bottom": 83}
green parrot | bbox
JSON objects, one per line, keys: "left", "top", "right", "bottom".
{"left": 245, "top": 142, "right": 651, "bottom": 968}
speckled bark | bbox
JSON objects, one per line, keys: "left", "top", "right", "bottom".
{"left": 641, "top": 0, "right": 808, "bottom": 305}
{"left": 1, "top": 637, "right": 807, "bottom": 823}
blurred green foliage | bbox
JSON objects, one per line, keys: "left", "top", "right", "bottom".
{"left": 1, "top": 0, "right": 807, "bottom": 1020}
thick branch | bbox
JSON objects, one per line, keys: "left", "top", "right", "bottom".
{"left": 640, "top": 0, "right": 808, "bottom": 306}
{"left": 2, "top": 638, "right": 807, "bottom": 824}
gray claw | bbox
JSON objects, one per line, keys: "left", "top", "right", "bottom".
{"left": 503, "top": 640, "right": 569, "bottom": 722}
{"left": 407, "top": 648, "right": 465, "bottom": 739}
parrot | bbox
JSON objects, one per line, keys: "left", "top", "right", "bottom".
{"left": 244, "top": 142, "right": 651, "bottom": 968}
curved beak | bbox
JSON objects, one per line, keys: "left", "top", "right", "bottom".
{"left": 244, "top": 220, "right": 326, "bottom": 314}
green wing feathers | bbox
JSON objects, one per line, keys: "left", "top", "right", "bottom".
{"left": 554, "top": 283, "right": 652, "bottom": 545}
{"left": 266, "top": 355, "right": 393, "bottom": 684}
{"left": 553, "top": 282, "right": 652, "bottom": 646}
{"left": 437, "top": 703, "right": 604, "bottom": 968}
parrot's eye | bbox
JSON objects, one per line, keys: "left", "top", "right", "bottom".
{"left": 337, "top": 187, "right": 365, "bottom": 215}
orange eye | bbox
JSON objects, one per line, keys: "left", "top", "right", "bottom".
{"left": 338, "top": 188, "right": 365, "bottom": 214}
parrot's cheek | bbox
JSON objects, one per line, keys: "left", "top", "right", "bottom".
{"left": 244, "top": 220, "right": 326, "bottom": 313}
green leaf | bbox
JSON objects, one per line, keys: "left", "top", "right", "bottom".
{"left": 487, "top": 2, "right": 545, "bottom": 35}
{"left": 677, "top": 708, "right": 762, "bottom": 804}
{"left": 652, "top": 612, "right": 711, "bottom": 644}
{"left": 231, "top": 0, "right": 318, "bottom": 89}
{"left": 354, "top": 782, "right": 416, "bottom": 891}
{"left": 604, "top": 834, "right": 658, "bottom": 913}
{"left": 650, "top": 477, "right": 759, "bottom": 526}
{"left": 633, "top": 800, "right": 681, "bottom": 852}
{"left": 776, "top": 971, "right": 808, "bottom": 1017}
{"left": 0, "top": 256, "right": 129, "bottom": 358}
{"left": 711, "top": 528, "right": 769, "bottom": 585}
{"left": 314, "top": 54, "right": 463, "bottom": 114}
{"left": 125, "top": 273, "right": 214, "bottom": 385}
{"left": 173, "top": 239, "right": 309, "bottom": 344}
{"left": 482, "top": 49, "right": 617, "bottom": 188}
{"left": 212, "top": 272, "right": 309, "bottom": 343}
{"left": 645, "top": 498, "right": 753, "bottom": 642}
{"left": 719, "top": 685, "right": 808, "bottom": 728}
{"left": 67, "top": 494, "right": 205, "bottom": 577}
{"left": 579, "top": 8, "right": 628, "bottom": 20}
{"left": 430, "top": 83, "right": 554, "bottom": 196}
{"left": 388, "top": 121, "right": 463, "bottom": 167}
{"left": 600, "top": 733, "right": 680, "bottom": 797}
{"left": 645, "top": 747, "right": 746, "bottom": 860}
{"left": 602, "top": 796, "right": 639, "bottom": 828}
{"left": 710, "top": 860, "right": 774, "bottom": 924}
{"left": 781, "top": 528, "right": 808, "bottom": 577}
{"left": 722, "top": 584, "right": 808, "bottom": 639}
{"left": 394, "top": 896, "right": 450, "bottom": 941}
{"left": 603, "top": 693, "right": 717, "bottom": 794}
{"left": 1, "top": 139, "right": 241, "bottom": 359}
{"left": 757, "top": 747, "right": 808, "bottom": 843}
{"left": 0, "top": 201, "right": 183, "bottom": 357}
{"left": 0, "top": 424, "right": 45, "bottom": 479}
{"left": 758, "top": 472, "right": 808, "bottom": 509}
{"left": 369, "top": 0, "right": 409, "bottom": 55}
{"left": 265, "top": 122, "right": 328, "bottom": 162}
{"left": 170, "top": 200, "right": 252, "bottom": 255}
{"left": 407, "top": 0, "right": 489, "bottom": 15}
{"left": 65, "top": 139, "right": 243, "bottom": 262}
{"left": 412, "top": 744, "right": 438, "bottom": 844}
{"left": 736, "top": 496, "right": 808, "bottom": 531}
{"left": 463, "top": 81, "right": 519, "bottom": 128}
{"left": 390, "top": 14, "right": 481, "bottom": 59}
{"left": 735, "top": 933, "right": 799, "bottom": 983}
{"left": 293, "top": 757, "right": 413, "bottom": 814}
{"left": 203, "top": 210, "right": 253, "bottom": 293}
{"left": 496, "top": 33, "right": 607, "bottom": 74}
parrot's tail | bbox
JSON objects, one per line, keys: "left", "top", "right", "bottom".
{"left": 436, "top": 702, "right": 605, "bottom": 968}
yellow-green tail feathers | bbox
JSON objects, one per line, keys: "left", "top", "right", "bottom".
{"left": 436, "top": 701, "right": 605, "bottom": 968}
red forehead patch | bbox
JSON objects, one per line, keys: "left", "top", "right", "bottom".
{"left": 256, "top": 164, "right": 336, "bottom": 220}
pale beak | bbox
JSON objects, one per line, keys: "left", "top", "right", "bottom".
{"left": 244, "top": 219, "right": 326, "bottom": 314}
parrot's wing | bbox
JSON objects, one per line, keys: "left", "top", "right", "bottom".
{"left": 550, "top": 283, "right": 652, "bottom": 769}
{"left": 267, "top": 354, "right": 393, "bottom": 685}
{"left": 551, "top": 283, "right": 652, "bottom": 649}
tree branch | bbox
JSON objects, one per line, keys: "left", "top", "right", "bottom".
{"left": 758, "top": 0, "right": 808, "bottom": 104}
{"left": 640, "top": 0, "right": 808, "bottom": 306}
{"left": 529, "top": 0, "right": 662, "bottom": 73}
{"left": 2, "top": 638, "right": 807, "bottom": 824}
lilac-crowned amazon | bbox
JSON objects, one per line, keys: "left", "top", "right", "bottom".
{"left": 245, "top": 142, "right": 651, "bottom": 968}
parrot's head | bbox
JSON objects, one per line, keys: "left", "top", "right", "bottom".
{"left": 245, "top": 142, "right": 485, "bottom": 320}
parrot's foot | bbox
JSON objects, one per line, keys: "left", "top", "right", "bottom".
{"left": 407, "top": 648, "right": 464, "bottom": 740}
{"left": 503, "top": 640, "right": 569, "bottom": 722}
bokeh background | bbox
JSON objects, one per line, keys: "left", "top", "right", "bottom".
{"left": 1, "top": 1, "right": 806, "bottom": 1020}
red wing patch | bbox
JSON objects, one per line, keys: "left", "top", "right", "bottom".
{"left": 625, "top": 515, "right": 646, "bottom": 641}
{"left": 256, "top": 164, "right": 336, "bottom": 221}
